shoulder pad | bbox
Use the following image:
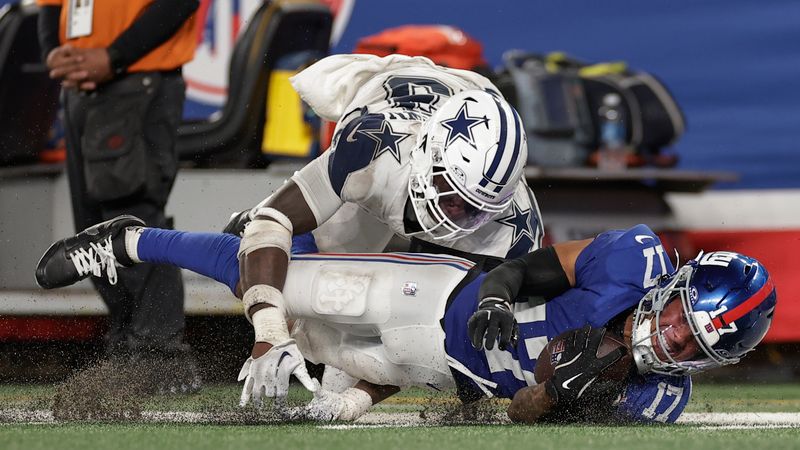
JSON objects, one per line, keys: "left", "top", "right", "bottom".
{"left": 328, "top": 114, "right": 412, "bottom": 195}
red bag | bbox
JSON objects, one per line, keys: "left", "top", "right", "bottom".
{"left": 353, "top": 25, "right": 487, "bottom": 71}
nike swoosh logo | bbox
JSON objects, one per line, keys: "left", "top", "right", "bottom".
{"left": 276, "top": 351, "right": 291, "bottom": 376}
{"left": 346, "top": 123, "right": 361, "bottom": 142}
{"left": 561, "top": 373, "right": 583, "bottom": 390}
{"left": 635, "top": 235, "right": 654, "bottom": 244}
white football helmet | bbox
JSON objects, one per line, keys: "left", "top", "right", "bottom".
{"left": 408, "top": 90, "right": 528, "bottom": 241}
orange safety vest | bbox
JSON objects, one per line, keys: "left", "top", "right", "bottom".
{"left": 36, "top": 0, "right": 198, "bottom": 72}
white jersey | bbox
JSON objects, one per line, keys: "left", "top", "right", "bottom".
{"left": 290, "top": 54, "right": 543, "bottom": 259}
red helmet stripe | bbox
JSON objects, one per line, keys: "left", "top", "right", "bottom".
{"left": 711, "top": 277, "right": 775, "bottom": 328}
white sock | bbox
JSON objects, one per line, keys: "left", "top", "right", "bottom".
{"left": 124, "top": 227, "right": 144, "bottom": 263}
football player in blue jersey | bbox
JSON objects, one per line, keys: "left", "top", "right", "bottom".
{"left": 35, "top": 218, "right": 776, "bottom": 423}
{"left": 464, "top": 226, "right": 775, "bottom": 423}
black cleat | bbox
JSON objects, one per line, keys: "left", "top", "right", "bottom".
{"left": 35, "top": 215, "right": 145, "bottom": 289}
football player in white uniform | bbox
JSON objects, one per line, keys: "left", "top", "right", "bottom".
{"left": 221, "top": 54, "right": 543, "bottom": 403}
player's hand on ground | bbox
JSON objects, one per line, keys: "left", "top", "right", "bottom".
{"left": 468, "top": 297, "right": 518, "bottom": 350}
{"left": 284, "top": 380, "right": 372, "bottom": 422}
{"left": 237, "top": 340, "right": 317, "bottom": 407}
{"left": 304, "top": 382, "right": 346, "bottom": 421}
{"left": 544, "top": 325, "right": 625, "bottom": 404}
{"left": 223, "top": 209, "right": 252, "bottom": 236}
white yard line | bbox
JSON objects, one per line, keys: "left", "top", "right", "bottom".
{"left": 678, "top": 412, "right": 800, "bottom": 426}
{"left": 698, "top": 425, "right": 798, "bottom": 430}
{"left": 1, "top": 409, "right": 799, "bottom": 428}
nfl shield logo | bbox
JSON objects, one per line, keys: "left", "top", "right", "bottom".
{"left": 550, "top": 340, "right": 565, "bottom": 365}
{"left": 402, "top": 281, "right": 417, "bottom": 296}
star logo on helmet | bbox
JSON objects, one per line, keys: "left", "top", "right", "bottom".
{"left": 496, "top": 201, "right": 535, "bottom": 248}
{"left": 358, "top": 120, "right": 411, "bottom": 164}
{"left": 440, "top": 102, "right": 489, "bottom": 149}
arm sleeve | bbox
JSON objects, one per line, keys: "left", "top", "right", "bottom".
{"left": 37, "top": 5, "right": 61, "bottom": 62}
{"left": 478, "top": 246, "right": 571, "bottom": 303}
{"left": 107, "top": 0, "right": 199, "bottom": 70}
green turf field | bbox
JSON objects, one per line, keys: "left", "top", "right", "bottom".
{"left": 2, "top": 423, "right": 800, "bottom": 450}
{"left": 2, "top": 382, "right": 799, "bottom": 450}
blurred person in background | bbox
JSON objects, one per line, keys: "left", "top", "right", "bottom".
{"left": 36, "top": 0, "right": 201, "bottom": 392}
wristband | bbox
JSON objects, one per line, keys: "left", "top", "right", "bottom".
{"left": 479, "top": 297, "right": 511, "bottom": 309}
{"left": 251, "top": 306, "right": 291, "bottom": 345}
{"left": 242, "top": 284, "right": 285, "bottom": 322}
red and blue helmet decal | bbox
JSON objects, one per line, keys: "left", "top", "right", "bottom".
{"left": 688, "top": 252, "right": 777, "bottom": 359}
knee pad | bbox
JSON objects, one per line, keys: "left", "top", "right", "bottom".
{"left": 381, "top": 326, "right": 453, "bottom": 386}
{"left": 292, "top": 319, "right": 343, "bottom": 366}
{"left": 337, "top": 344, "right": 395, "bottom": 386}
{"left": 321, "top": 366, "right": 359, "bottom": 393}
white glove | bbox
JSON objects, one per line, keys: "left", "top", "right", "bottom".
{"left": 237, "top": 340, "right": 317, "bottom": 407}
{"left": 300, "top": 381, "right": 373, "bottom": 422}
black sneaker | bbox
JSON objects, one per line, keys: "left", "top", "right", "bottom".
{"left": 35, "top": 215, "right": 145, "bottom": 289}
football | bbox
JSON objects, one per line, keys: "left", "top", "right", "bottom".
{"left": 534, "top": 329, "right": 633, "bottom": 384}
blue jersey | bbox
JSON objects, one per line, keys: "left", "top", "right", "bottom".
{"left": 443, "top": 224, "right": 692, "bottom": 423}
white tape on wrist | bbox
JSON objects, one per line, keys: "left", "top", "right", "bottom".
{"left": 242, "top": 284, "right": 285, "bottom": 322}
{"left": 338, "top": 388, "right": 373, "bottom": 421}
{"left": 251, "top": 306, "right": 291, "bottom": 344}
{"left": 238, "top": 219, "right": 292, "bottom": 258}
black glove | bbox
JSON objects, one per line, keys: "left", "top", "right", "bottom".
{"left": 544, "top": 325, "right": 625, "bottom": 404}
{"left": 467, "top": 297, "right": 518, "bottom": 351}
{"left": 222, "top": 209, "right": 252, "bottom": 236}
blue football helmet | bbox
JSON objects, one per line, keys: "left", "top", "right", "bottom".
{"left": 631, "top": 251, "right": 777, "bottom": 376}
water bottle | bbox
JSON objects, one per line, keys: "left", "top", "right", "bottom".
{"left": 597, "top": 93, "right": 628, "bottom": 170}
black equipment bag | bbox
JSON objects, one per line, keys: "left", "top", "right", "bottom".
{"left": 494, "top": 51, "right": 685, "bottom": 167}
